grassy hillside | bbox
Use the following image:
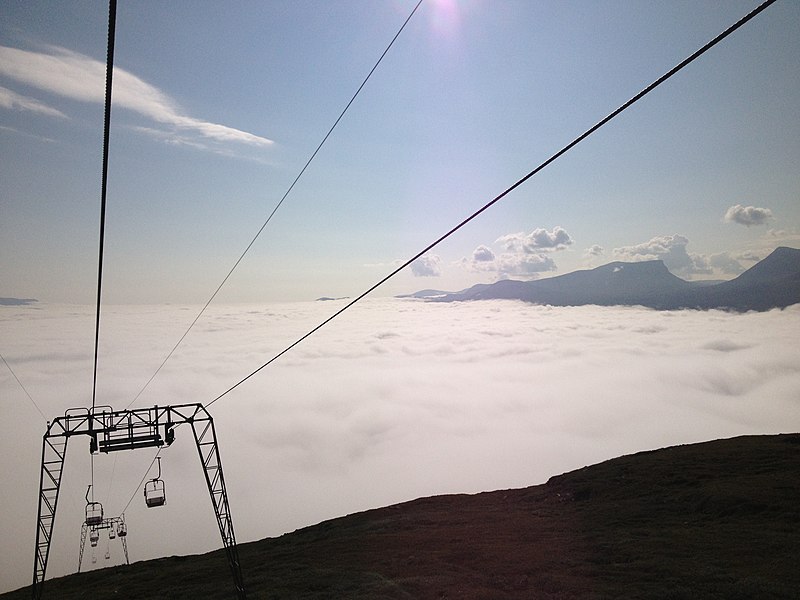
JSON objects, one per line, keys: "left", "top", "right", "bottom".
{"left": 6, "top": 433, "right": 798, "bottom": 599}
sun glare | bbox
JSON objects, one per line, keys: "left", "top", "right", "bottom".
{"left": 429, "top": 0, "right": 463, "bottom": 41}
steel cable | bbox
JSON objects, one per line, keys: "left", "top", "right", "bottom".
{"left": 125, "top": 0, "right": 425, "bottom": 411}
{"left": 206, "top": 0, "right": 779, "bottom": 409}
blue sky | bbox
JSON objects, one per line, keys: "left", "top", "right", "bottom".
{"left": 1, "top": 0, "right": 798, "bottom": 303}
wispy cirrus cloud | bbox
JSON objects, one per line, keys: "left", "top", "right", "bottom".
{"left": 0, "top": 44, "right": 273, "bottom": 150}
{"left": 0, "top": 85, "right": 67, "bottom": 118}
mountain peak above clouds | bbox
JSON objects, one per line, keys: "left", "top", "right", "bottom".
{"left": 729, "top": 246, "right": 800, "bottom": 286}
{"left": 685, "top": 246, "right": 800, "bottom": 311}
{"left": 411, "top": 247, "right": 800, "bottom": 311}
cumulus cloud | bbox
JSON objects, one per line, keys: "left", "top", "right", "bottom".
{"left": 613, "top": 234, "right": 712, "bottom": 277}
{"left": 709, "top": 252, "right": 745, "bottom": 275}
{"left": 1, "top": 300, "right": 799, "bottom": 591}
{"left": 493, "top": 252, "right": 556, "bottom": 278}
{"left": 411, "top": 254, "right": 441, "bottom": 277}
{"left": 472, "top": 245, "right": 495, "bottom": 262}
{"left": 584, "top": 244, "right": 604, "bottom": 258}
{"left": 496, "top": 226, "right": 573, "bottom": 252}
{"left": 724, "top": 204, "right": 773, "bottom": 227}
{"left": 462, "top": 247, "right": 556, "bottom": 280}
{"left": 0, "top": 44, "right": 273, "bottom": 150}
{"left": 735, "top": 251, "right": 761, "bottom": 263}
{"left": 764, "top": 229, "right": 800, "bottom": 249}
{"left": 461, "top": 227, "right": 571, "bottom": 281}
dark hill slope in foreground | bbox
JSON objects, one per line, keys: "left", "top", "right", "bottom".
{"left": 7, "top": 434, "right": 799, "bottom": 599}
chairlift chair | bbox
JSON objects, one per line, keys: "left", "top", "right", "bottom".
{"left": 143, "top": 456, "right": 166, "bottom": 508}
{"left": 109, "top": 527, "right": 116, "bottom": 539}
{"left": 85, "top": 501, "right": 103, "bottom": 526}
{"left": 117, "top": 521, "right": 127, "bottom": 537}
{"left": 84, "top": 485, "right": 103, "bottom": 526}
{"left": 90, "top": 529, "right": 99, "bottom": 547}
{"left": 144, "top": 478, "right": 166, "bottom": 507}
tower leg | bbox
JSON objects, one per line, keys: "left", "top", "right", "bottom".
{"left": 32, "top": 433, "right": 68, "bottom": 600}
{"left": 191, "top": 414, "right": 246, "bottom": 599}
{"left": 78, "top": 523, "right": 88, "bottom": 573}
{"left": 121, "top": 533, "right": 129, "bottom": 565}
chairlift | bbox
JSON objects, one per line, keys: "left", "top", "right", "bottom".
{"left": 84, "top": 485, "right": 103, "bottom": 526}
{"left": 143, "top": 456, "right": 166, "bottom": 508}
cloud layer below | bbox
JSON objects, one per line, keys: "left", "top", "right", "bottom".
{"left": 2, "top": 299, "right": 799, "bottom": 591}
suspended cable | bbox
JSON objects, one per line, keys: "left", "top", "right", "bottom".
{"left": 0, "top": 353, "right": 86, "bottom": 517}
{"left": 206, "top": 0, "right": 778, "bottom": 409}
{"left": 92, "top": 0, "right": 117, "bottom": 411}
{"left": 90, "top": 0, "right": 117, "bottom": 502}
{"left": 0, "top": 355, "right": 86, "bottom": 519}
{"left": 1, "top": 351, "right": 46, "bottom": 420}
{"left": 124, "top": 0, "right": 425, "bottom": 411}
{"left": 120, "top": 448, "right": 162, "bottom": 515}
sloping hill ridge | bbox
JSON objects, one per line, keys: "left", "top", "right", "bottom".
{"left": 430, "top": 246, "right": 800, "bottom": 311}
{"left": 7, "top": 434, "right": 798, "bottom": 599}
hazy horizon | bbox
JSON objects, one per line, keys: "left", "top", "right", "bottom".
{"left": 4, "top": 242, "right": 798, "bottom": 310}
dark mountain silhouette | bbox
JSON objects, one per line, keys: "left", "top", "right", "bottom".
{"left": 679, "top": 246, "right": 800, "bottom": 310}
{"left": 425, "top": 246, "right": 800, "bottom": 311}
{"left": 395, "top": 289, "right": 453, "bottom": 299}
{"left": 0, "top": 297, "right": 38, "bottom": 306}
{"left": 4, "top": 434, "right": 797, "bottom": 599}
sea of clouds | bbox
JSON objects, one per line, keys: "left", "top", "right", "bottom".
{"left": 1, "top": 298, "right": 799, "bottom": 592}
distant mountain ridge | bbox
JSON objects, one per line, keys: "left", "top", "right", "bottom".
{"left": 0, "top": 297, "right": 37, "bottom": 306}
{"left": 411, "top": 246, "right": 800, "bottom": 311}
